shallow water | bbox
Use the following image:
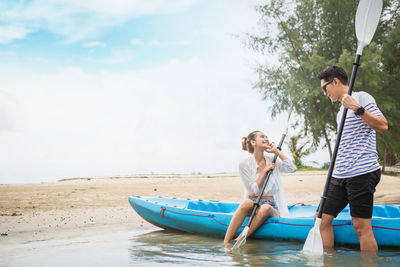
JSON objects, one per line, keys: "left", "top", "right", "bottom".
{"left": 1, "top": 228, "right": 400, "bottom": 266}
{"left": 131, "top": 230, "right": 400, "bottom": 266}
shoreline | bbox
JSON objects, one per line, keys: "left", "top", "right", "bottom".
{"left": 1, "top": 171, "right": 399, "bottom": 245}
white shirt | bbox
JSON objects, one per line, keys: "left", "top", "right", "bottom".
{"left": 238, "top": 153, "right": 297, "bottom": 218}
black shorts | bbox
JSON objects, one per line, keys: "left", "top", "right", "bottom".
{"left": 321, "top": 169, "right": 381, "bottom": 219}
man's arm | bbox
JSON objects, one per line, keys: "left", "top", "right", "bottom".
{"left": 358, "top": 110, "right": 388, "bottom": 133}
{"left": 341, "top": 94, "right": 388, "bottom": 133}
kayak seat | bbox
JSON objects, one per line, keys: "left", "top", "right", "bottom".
{"left": 373, "top": 206, "right": 390, "bottom": 217}
{"left": 386, "top": 205, "right": 400, "bottom": 217}
{"left": 186, "top": 201, "right": 238, "bottom": 213}
{"left": 187, "top": 201, "right": 213, "bottom": 212}
{"left": 371, "top": 205, "right": 400, "bottom": 218}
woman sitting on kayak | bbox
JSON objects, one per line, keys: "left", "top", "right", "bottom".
{"left": 224, "top": 130, "right": 296, "bottom": 243}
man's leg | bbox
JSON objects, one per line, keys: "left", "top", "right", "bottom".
{"left": 352, "top": 217, "right": 378, "bottom": 251}
{"left": 347, "top": 170, "right": 381, "bottom": 251}
{"left": 316, "top": 177, "right": 348, "bottom": 249}
{"left": 320, "top": 213, "right": 335, "bottom": 249}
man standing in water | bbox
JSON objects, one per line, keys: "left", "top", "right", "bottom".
{"left": 317, "top": 66, "right": 388, "bottom": 251}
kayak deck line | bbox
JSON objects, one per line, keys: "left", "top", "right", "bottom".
{"left": 160, "top": 206, "right": 356, "bottom": 228}
{"left": 159, "top": 206, "right": 400, "bottom": 229}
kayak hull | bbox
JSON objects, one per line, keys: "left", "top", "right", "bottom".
{"left": 128, "top": 196, "right": 400, "bottom": 247}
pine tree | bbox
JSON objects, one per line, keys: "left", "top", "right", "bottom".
{"left": 248, "top": 0, "right": 400, "bottom": 164}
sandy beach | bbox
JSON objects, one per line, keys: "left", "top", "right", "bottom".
{"left": 1, "top": 171, "right": 400, "bottom": 245}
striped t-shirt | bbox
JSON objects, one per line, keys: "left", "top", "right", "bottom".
{"left": 333, "top": 91, "right": 382, "bottom": 178}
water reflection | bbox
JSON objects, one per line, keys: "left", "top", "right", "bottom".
{"left": 359, "top": 251, "right": 378, "bottom": 267}
{"left": 130, "top": 230, "right": 400, "bottom": 266}
{"left": 129, "top": 230, "right": 320, "bottom": 266}
{"left": 129, "top": 230, "right": 232, "bottom": 266}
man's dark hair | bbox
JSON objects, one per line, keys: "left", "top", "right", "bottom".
{"left": 317, "top": 66, "right": 348, "bottom": 85}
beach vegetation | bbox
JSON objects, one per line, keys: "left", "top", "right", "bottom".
{"left": 287, "top": 131, "right": 314, "bottom": 168}
{"left": 247, "top": 0, "right": 400, "bottom": 171}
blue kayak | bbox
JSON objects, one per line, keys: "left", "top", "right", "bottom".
{"left": 128, "top": 196, "right": 400, "bottom": 247}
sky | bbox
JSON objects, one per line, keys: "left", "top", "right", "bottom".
{"left": 0, "top": 0, "right": 329, "bottom": 184}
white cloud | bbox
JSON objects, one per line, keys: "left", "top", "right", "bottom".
{"left": 0, "top": 50, "right": 16, "bottom": 56}
{"left": 83, "top": 41, "right": 106, "bottom": 47}
{"left": 0, "top": 90, "right": 20, "bottom": 132}
{"left": 0, "top": 0, "right": 198, "bottom": 43}
{"left": 31, "top": 57, "right": 48, "bottom": 62}
{"left": 0, "top": 0, "right": 331, "bottom": 184}
{"left": 131, "top": 39, "right": 143, "bottom": 45}
{"left": 87, "top": 48, "right": 134, "bottom": 64}
{"left": 148, "top": 39, "right": 190, "bottom": 46}
{"left": 0, "top": 25, "right": 31, "bottom": 43}
{"left": 133, "top": 38, "right": 191, "bottom": 47}
{"left": 0, "top": 52, "right": 287, "bottom": 183}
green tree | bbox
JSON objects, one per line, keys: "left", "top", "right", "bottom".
{"left": 378, "top": 13, "right": 400, "bottom": 168}
{"left": 248, "top": 0, "right": 400, "bottom": 166}
{"left": 288, "top": 133, "right": 314, "bottom": 167}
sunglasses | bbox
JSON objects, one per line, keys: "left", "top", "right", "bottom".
{"left": 321, "top": 79, "right": 333, "bottom": 93}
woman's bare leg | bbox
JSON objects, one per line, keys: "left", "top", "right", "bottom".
{"left": 224, "top": 199, "right": 253, "bottom": 243}
{"left": 247, "top": 204, "right": 276, "bottom": 237}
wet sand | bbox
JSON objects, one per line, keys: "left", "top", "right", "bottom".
{"left": 1, "top": 171, "right": 399, "bottom": 245}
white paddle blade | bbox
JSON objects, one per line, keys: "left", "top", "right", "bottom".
{"left": 231, "top": 226, "right": 249, "bottom": 252}
{"left": 355, "top": 0, "right": 383, "bottom": 55}
{"left": 302, "top": 218, "right": 324, "bottom": 255}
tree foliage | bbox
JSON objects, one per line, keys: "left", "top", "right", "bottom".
{"left": 287, "top": 132, "right": 314, "bottom": 167}
{"left": 248, "top": 0, "right": 400, "bottom": 164}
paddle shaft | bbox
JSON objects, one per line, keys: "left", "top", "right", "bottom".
{"left": 246, "top": 132, "right": 287, "bottom": 227}
{"left": 317, "top": 54, "right": 361, "bottom": 219}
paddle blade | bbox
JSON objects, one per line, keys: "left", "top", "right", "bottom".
{"left": 231, "top": 226, "right": 249, "bottom": 252}
{"left": 302, "top": 218, "right": 324, "bottom": 255}
{"left": 355, "top": 0, "right": 383, "bottom": 54}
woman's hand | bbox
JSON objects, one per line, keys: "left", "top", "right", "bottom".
{"left": 257, "top": 160, "right": 266, "bottom": 174}
{"left": 255, "top": 161, "right": 275, "bottom": 188}
{"left": 265, "top": 142, "right": 279, "bottom": 154}
{"left": 257, "top": 162, "right": 274, "bottom": 175}
{"left": 266, "top": 162, "right": 275, "bottom": 172}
